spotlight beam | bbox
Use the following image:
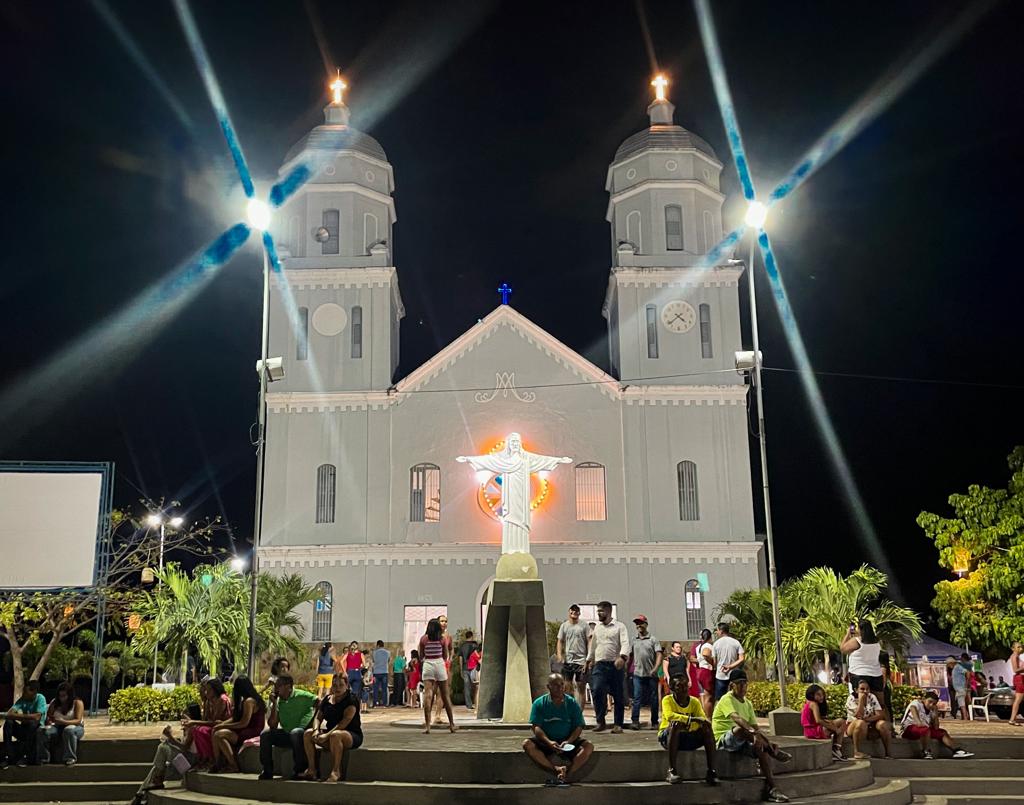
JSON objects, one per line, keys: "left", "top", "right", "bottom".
{"left": 171, "top": 0, "right": 255, "bottom": 198}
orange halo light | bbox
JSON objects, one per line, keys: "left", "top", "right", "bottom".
{"left": 476, "top": 440, "right": 551, "bottom": 520}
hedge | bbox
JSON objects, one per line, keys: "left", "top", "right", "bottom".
{"left": 108, "top": 683, "right": 318, "bottom": 722}
{"left": 745, "top": 681, "right": 924, "bottom": 718}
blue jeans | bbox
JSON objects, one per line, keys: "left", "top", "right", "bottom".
{"left": 373, "top": 673, "right": 388, "bottom": 707}
{"left": 591, "top": 661, "right": 625, "bottom": 727}
{"left": 41, "top": 724, "right": 85, "bottom": 763}
{"left": 714, "top": 677, "right": 730, "bottom": 701}
{"left": 259, "top": 727, "right": 306, "bottom": 776}
{"left": 347, "top": 669, "right": 363, "bottom": 701}
{"left": 632, "top": 675, "right": 659, "bottom": 726}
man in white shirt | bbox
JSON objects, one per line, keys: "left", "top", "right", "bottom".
{"left": 711, "top": 623, "right": 745, "bottom": 702}
{"left": 585, "top": 601, "right": 629, "bottom": 733}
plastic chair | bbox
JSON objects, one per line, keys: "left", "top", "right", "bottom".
{"left": 968, "top": 693, "right": 992, "bottom": 722}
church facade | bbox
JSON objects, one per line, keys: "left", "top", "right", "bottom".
{"left": 259, "top": 81, "right": 765, "bottom": 652}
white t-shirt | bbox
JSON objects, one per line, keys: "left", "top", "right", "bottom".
{"left": 847, "top": 639, "right": 882, "bottom": 677}
{"left": 712, "top": 635, "right": 744, "bottom": 681}
{"left": 697, "top": 642, "right": 714, "bottom": 670}
{"left": 901, "top": 699, "right": 929, "bottom": 729}
{"left": 846, "top": 691, "right": 882, "bottom": 720}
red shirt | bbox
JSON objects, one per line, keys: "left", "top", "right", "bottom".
{"left": 344, "top": 651, "right": 363, "bottom": 671}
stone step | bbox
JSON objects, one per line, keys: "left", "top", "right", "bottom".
{"left": 164, "top": 761, "right": 876, "bottom": 805}
{"left": 0, "top": 780, "right": 141, "bottom": 802}
{"left": 894, "top": 776, "right": 1024, "bottom": 796}
{"left": 917, "top": 797, "right": 1024, "bottom": 804}
{"left": 871, "top": 757, "right": 1024, "bottom": 777}
{"left": 841, "top": 736, "right": 1024, "bottom": 759}
{"left": 790, "top": 778, "right": 913, "bottom": 803}
{"left": 70, "top": 738, "right": 160, "bottom": 763}
{"left": 0, "top": 761, "right": 150, "bottom": 782}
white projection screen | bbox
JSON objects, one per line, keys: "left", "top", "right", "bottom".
{"left": 0, "top": 464, "right": 111, "bottom": 590}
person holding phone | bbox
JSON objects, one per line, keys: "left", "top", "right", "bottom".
{"left": 522, "top": 674, "right": 594, "bottom": 787}
{"left": 841, "top": 620, "right": 884, "bottom": 697}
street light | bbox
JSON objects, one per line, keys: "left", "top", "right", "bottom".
{"left": 230, "top": 556, "right": 247, "bottom": 573}
{"left": 145, "top": 510, "right": 185, "bottom": 686}
{"left": 738, "top": 204, "right": 789, "bottom": 708}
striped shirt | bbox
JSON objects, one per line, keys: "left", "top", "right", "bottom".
{"left": 420, "top": 637, "right": 444, "bottom": 659}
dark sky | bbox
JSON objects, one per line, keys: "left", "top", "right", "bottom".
{"left": 2, "top": 1, "right": 1021, "bottom": 625}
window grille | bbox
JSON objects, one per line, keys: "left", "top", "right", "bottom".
{"left": 699, "top": 303, "right": 713, "bottom": 359}
{"left": 665, "top": 205, "right": 683, "bottom": 251}
{"left": 322, "top": 209, "right": 339, "bottom": 255}
{"left": 575, "top": 462, "right": 607, "bottom": 521}
{"left": 315, "top": 464, "right": 336, "bottom": 524}
{"left": 351, "top": 306, "right": 363, "bottom": 359}
{"left": 312, "top": 581, "right": 333, "bottom": 641}
{"left": 646, "top": 305, "right": 659, "bottom": 359}
{"left": 677, "top": 460, "right": 699, "bottom": 521}
{"left": 410, "top": 463, "right": 441, "bottom": 523}
{"left": 684, "top": 579, "right": 705, "bottom": 639}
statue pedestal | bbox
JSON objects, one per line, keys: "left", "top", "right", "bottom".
{"left": 477, "top": 567, "right": 549, "bottom": 722}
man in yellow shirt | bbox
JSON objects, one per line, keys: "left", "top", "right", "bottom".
{"left": 660, "top": 674, "right": 718, "bottom": 786}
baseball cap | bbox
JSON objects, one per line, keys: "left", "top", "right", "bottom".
{"left": 633, "top": 614, "right": 648, "bottom": 624}
{"left": 728, "top": 668, "right": 748, "bottom": 682}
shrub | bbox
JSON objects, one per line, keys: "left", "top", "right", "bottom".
{"left": 108, "top": 682, "right": 319, "bottom": 722}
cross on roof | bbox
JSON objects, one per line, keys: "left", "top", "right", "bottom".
{"left": 651, "top": 74, "right": 669, "bottom": 102}
{"left": 498, "top": 283, "right": 512, "bottom": 305}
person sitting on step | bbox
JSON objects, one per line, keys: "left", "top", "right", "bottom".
{"left": 661, "top": 673, "right": 718, "bottom": 786}
{"left": 900, "top": 690, "right": 974, "bottom": 759}
{"left": 711, "top": 669, "right": 792, "bottom": 803}
{"left": 801, "top": 684, "right": 848, "bottom": 762}
{"left": 258, "top": 674, "right": 317, "bottom": 780}
{"left": 300, "top": 673, "right": 363, "bottom": 782}
{"left": 845, "top": 678, "right": 893, "bottom": 760}
{"left": 522, "top": 673, "right": 594, "bottom": 787}
{"left": 0, "top": 680, "right": 47, "bottom": 769}
{"left": 41, "top": 682, "right": 86, "bottom": 765}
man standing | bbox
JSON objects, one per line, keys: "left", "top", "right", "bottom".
{"left": 585, "top": 601, "right": 629, "bottom": 733}
{"left": 258, "top": 675, "right": 317, "bottom": 780}
{"left": 522, "top": 674, "right": 594, "bottom": 787}
{"left": 372, "top": 641, "right": 391, "bottom": 709}
{"left": 0, "top": 680, "right": 46, "bottom": 768}
{"left": 457, "top": 630, "right": 480, "bottom": 711}
{"left": 711, "top": 622, "right": 745, "bottom": 702}
{"left": 951, "top": 653, "right": 972, "bottom": 721}
{"left": 629, "top": 615, "right": 662, "bottom": 730}
{"left": 556, "top": 604, "right": 589, "bottom": 706}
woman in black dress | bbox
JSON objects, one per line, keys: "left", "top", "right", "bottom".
{"left": 301, "top": 673, "right": 362, "bottom": 782}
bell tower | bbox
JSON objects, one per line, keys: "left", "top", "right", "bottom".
{"left": 602, "top": 76, "right": 742, "bottom": 386}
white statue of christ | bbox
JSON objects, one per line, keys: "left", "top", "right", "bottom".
{"left": 457, "top": 433, "right": 572, "bottom": 555}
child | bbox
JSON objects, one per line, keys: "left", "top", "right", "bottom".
{"left": 801, "top": 684, "right": 848, "bottom": 762}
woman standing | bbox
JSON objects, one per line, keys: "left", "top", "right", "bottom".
{"left": 419, "top": 618, "right": 457, "bottom": 733}
{"left": 392, "top": 651, "right": 407, "bottom": 707}
{"left": 210, "top": 676, "right": 266, "bottom": 773}
{"left": 301, "top": 673, "right": 362, "bottom": 782}
{"left": 1010, "top": 642, "right": 1024, "bottom": 725}
{"left": 661, "top": 641, "right": 688, "bottom": 700}
{"left": 41, "top": 682, "right": 85, "bottom": 765}
{"left": 433, "top": 615, "right": 453, "bottom": 719}
{"left": 840, "top": 620, "right": 884, "bottom": 696}
{"left": 187, "top": 679, "right": 231, "bottom": 769}
{"left": 342, "top": 642, "right": 364, "bottom": 703}
{"left": 694, "top": 629, "right": 716, "bottom": 717}
{"left": 315, "top": 643, "right": 336, "bottom": 699}
{"left": 406, "top": 650, "right": 421, "bottom": 708}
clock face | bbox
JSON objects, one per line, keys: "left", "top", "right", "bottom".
{"left": 661, "top": 301, "right": 697, "bottom": 334}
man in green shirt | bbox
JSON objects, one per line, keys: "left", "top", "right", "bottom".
{"left": 259, "top": 674, "right": 317, "bottom": 780}
{"left": 1, "top": 680, "right": 47, "bottom": 767}
{"left": 523, "top": 674, "right": 594, "bottom": 787}
{"left": 711, "top": 670, "right": 792, "bottom": 803}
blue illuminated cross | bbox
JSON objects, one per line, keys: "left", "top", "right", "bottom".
{"left": 498, "top": 283, "right": 512, "bottom": 305}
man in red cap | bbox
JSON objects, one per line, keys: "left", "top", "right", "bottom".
{"left": 629, "top": 614, "right": 663, "bottom": 730}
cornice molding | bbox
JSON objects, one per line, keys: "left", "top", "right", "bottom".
{"left": 275, "top": 266, "right": 405, "bottom": 318}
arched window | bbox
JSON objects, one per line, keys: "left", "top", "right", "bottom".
{"left": 575, "top": 462, "right": 607, "bottom": 521}
{"left": 665, "top": 205, "right": 683, "bottom": 251}
{"left": 677, "top": 460, "right": 699, "bottom": 521}
{"left": 322, "top": 209, "right": 340, "bottom": 255}
{"left": 646, "top": 304, "right": 659, "bottom": 359}
{"left": 702, "top": 210, "right": 714, "bottom": 254}
{"left": 684, "top": 579, "right": 705, "bottom": 639}
{"left": 410, "top": 463, "right": 441, "bottom": 523}
{"left": 625, "top": 210, "right": 643, "bottom": 253}
{"left": 363, "top": 213, "right": 379, "bottom": 253}
{"left": 312, "top": 581, "right": 333, "bottom": 642}
{"left": 315, "top": 464, "right": 336, "bottom": 524}
{"left": 351, "top": 306, "right": 363, "bottom": 359}
{"left": 699, "top": 303, "right": 713, "bottom": 359}
{"left": 297, "top": 306, "right": 309, "bottom": 361}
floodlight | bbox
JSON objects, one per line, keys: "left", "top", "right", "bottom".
{"left": 169, "top": 516, "right": 185, "bottom": 528}
{"left": 230, "top": 556, "right": 247, "bottom": 572}
{"left": 246, "top": 198, "right": 271, "bottom": 231}
{"left": 146, "top": 514, "right": 163, "bottom": 527}
{"left": 744, "top": 201, "right": 767, "bottom": 228}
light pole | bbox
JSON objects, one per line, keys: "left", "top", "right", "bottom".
{"left": 741, "top": 201, "right": 789, "bottom": 708}
{"left": 247, "top": 198, "right": 273, "bottom": 679}
{"left": 146, "top": 512, "right": 184, "bottom": 685}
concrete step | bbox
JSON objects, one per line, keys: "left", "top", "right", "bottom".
{"left": 842, "top": 736, "right": 1024, "bottom": 759}
{"left": 73, "top": 738, "right": 160, "bottom": 763}
{"left": 871, "top": 757, "right": 1024, "bottom": 777}
{"left": 165, "top": 761, "right": 876, "bottom": 805}
{"left": 917, "top": 797, "right": 1024, "bottom": 804}
{"left": 0, "top": 780, "right": 140, "bottom": 802}
{"left": 790, "top": 778, "right": 912, "bottom": 803}
{"left": 0, "top": 761, "right": 150, "bottom": 782}
{"left": 894, "top": 776, "right": 1024, "bottom": 796}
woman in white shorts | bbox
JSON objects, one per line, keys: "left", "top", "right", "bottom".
{"left": 419, "top": 618, "right": 457, "bottom": 733}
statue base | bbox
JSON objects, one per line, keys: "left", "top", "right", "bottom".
{"left": 477, "top": 555, "right": 548, "bottom": 722}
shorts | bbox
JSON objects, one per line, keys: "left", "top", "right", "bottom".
{"left": 316, "top": 673, "right": 334, "bottom": 689}
{"left": 1015, "top": 674, "right": 1024, "bottom": 694}
{"left": 803, "top": 725, "right": 829, "bottom": 740}
{"left": 848, "top": 674, "right": 884, "bottom": 693}
{"left": 422, "top": 658, "right": 448, "bottom": 682}
{"left": 717, "top": 729, "right": 757, "bottom": 759}
{"left": 561, "top": 663, "right": 584, "bottom": 682}
{"left": 347, "top": 732, "right": 364, "bottom": 750}
{"left": 658, "top": 727, "right": 705, "bottom": 750}
{"left": 953, "top": 690, "right": 969, "bottom": 709}
{"left": 902, "top": 724, "right": 948, "bottom": 741}
{"left": 696, "top": 668, "right": 714, "bottom": 695}
{"left": 528, "top": 736, "right": 587, "bottom": 760}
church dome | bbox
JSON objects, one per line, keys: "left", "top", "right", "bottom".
{"left": 284, "top": 122, "right": 387, "bottom": 165}
{"left": 613, "top": 124, "right": 717, "bottom": 163}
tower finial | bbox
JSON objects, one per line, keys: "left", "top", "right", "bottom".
{"left": 330, "top": 70, "right": 347, "bottom": 106}
{"left": 651, "top": 74, "right": 669, "bottom": 102}
{"left": 647, "top": 74, "right": 675, "bottom": 126}
{"left": 324, "top": 69, "right": 350, "bottom": 125}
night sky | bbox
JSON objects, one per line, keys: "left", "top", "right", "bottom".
{"left": 2, "top": 1, "right": 1021, "bottom": 626}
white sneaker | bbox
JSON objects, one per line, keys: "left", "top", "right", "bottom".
{"left": 952, "top": 749, "right": 974, "bottom": 758}
{"left": 922, "top": 750, "right": 934, "bottom": 759}
{"left": 666, "top": 769, "right": 682, "bottom": 784}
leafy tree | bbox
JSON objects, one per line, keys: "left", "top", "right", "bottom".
{"left": 0, "top": 505, "right": 220, "bottom": 698}
{"left": 918, "top": 446, "right": 1024, "bottom": 653}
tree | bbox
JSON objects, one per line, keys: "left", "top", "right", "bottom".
{"left": 0, "top": 505, "right": 220, "bottom": 698}
{"left": 918, "top": 446, "right": 1024, "bottom": 653}
{"left": 715, "top": 565, "right": 923, "bottom": 680}
{"left": 130, "top": 562, "right": 321, "bottom": 678}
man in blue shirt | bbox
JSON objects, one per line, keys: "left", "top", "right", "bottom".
{"left": 372, "top": 641, "right": 391, "bottom": 709}
{"left": 522, "top": 674, "right": 594, "bottom": 786}
{"left": 951, "top": 653, "right": 972, "bottom": 720}
{"left": 2, "top": 680, "right": 47, "bottom": 767}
